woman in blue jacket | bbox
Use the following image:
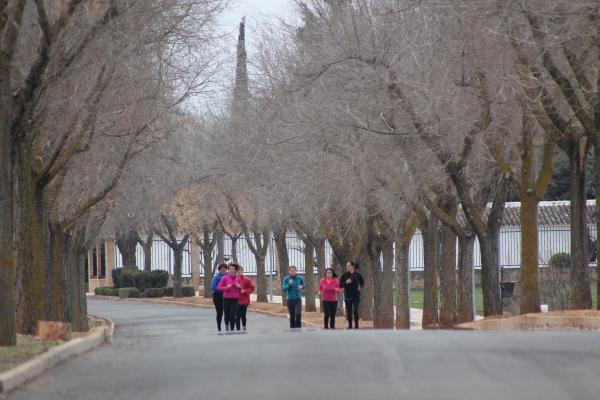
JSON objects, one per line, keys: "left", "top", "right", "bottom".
{"left": 282, "top": 265, "right": 304, "bottom": 328}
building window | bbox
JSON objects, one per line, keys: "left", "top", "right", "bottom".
{"left": 92, "top": 247, "right": 98, "bottom": 277}
{"left": 100, "top": 243, "right": 106, "bottom": 278}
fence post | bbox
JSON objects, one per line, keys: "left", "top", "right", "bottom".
{"left": 269, "top": 235, "right": 274, "bottom": 303}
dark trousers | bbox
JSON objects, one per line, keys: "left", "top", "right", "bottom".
{"left": 236, "top": 304, "right": 248, "bottom": 330}
{"left": 345, "top": 296, "right": 361, "bottom": 328}
{"left": 323, "top": 301, "right": 338, "bottom": 329}
{"left": 223, "top": 298, "right": 238, "bottom": 331}
{"left": 287, "top": 299, "right": 302, "bottom": 328}
{"left": 212, "top": 292, "right": 224, "bottom": 331}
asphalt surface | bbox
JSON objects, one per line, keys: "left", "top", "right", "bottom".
{"left": 8, "top": 299, "right": 600, "bottom": 400}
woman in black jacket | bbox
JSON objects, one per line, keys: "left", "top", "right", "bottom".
{"left": 339, "top": 261, "right": 365, "bottom": 329}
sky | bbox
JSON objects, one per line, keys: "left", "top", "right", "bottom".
{"left": 218, "top": 0, "right": 298, "bottom": 37}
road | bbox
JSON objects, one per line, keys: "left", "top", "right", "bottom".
{"left": 9, "top": 299, "right": 600, "bottom": 400}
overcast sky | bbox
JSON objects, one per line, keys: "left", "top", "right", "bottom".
{"left": 218, "top": 0, "right": 297, "bottom": 39}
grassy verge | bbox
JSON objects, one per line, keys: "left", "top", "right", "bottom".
{"left": 0, "top": 336, "right": 61, "bottom": 374}
{"left": 410, "top": 282, "right": 598, "bottom": 315}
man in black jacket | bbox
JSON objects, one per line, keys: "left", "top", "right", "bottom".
{"left": 339, "top": 261, "right": 365, "bottom": 329}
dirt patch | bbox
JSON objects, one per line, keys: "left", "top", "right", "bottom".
{"left": 0, "top": 316, "right": 107, "bottom": 374}
{"left": 456, "top": 310, "right": 600, "bottom": 331}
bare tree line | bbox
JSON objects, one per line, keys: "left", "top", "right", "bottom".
{"left": 176, "top": 0, "right": 599, "bottom": 329}
{"left": 0, "top": 0, "right": 227, "bottom": 346}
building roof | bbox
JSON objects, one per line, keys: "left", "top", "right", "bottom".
{"left": 500, "top": 200, "right": 597, "bottom": 226}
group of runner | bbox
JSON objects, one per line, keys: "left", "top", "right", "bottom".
{"left": 210, "top": 262, "right": 256, "bottom": 331}
{"left": 211, "top": 260, "right": 364, "bottom": 332}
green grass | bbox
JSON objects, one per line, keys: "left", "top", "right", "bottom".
{"left": 0, "top": 336, "right": 60, "bottom": 373}
{"left": 409, "top": 282, "right": 598, "bottom": 315}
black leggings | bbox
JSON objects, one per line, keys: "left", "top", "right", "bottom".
{"left": 323, "top": 301, "right": 337, "bottom": 329}
{"left": 236, "top": 304, "right": 248, "bottom": 330}
{"left": 287, "top": 299, "right": 302, "bottom": 328}
{"left": 345, "top": 296, "right": 361, "bottom": 328}
{"left": 223, "top": 298, "right": 238, "bottom": 331}
{"left": 212, "top": 292, "right": 224, "bottom": 331}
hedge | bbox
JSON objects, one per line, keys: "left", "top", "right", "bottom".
{"left": 165, "top": 286, "right": 195, "bottom": 297}
{"left": 94, "top": 286, "right": 119, "bottom": 296}
{"left": 118, "top": 287, "right": 140, "bottom": 299}
{"left": 112, "top": 267, "right": 169, "bottom": 291}
{"left": 143, "top": 287, "right": 166, "bottom": 298}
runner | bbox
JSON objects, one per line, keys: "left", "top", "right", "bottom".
{"left": 217, "top": 263, "right": 242, "bottom": 332}
{"left": 210, "top": 263, "right": 228, "bottom": 332}
{"left": 236, "top": 266, "right": 256, "bottom": 331}
{"left": 339, "top": 261, "right": 365, "bottom": 329}
{"left": 282, "top": 265, "right": 304, "bottom": 328}
{"left": 318, "top": 268, "right": 342, "bottom": 329}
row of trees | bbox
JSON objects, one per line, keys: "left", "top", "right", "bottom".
{"left": 3, "top": 0, "right": 599, "bottom": 345}
{"left": 0, "top": 0, "right": 227, "bottom": 346}
{"left": 167, "top": 0, "right": 600, "bottom": 329}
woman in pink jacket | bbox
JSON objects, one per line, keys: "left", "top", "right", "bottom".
{"left": 217, "top": 263, "right": 242, "bottom": 331}
{"left": 318, "top": 268, "right": 342, "bottom": 329}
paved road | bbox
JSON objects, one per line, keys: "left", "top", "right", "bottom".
{"left": 9, "top": 299, "right": 600, "bottom": 400}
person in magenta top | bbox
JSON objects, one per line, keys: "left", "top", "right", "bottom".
{"left": 217, "top": 263, "right": 242, "bottom": 331}
{"left": 235, "top": 266, "right": 256, "bottom": 331}
{"left": 318, "top": 268, "right": 342, "bottom": 329}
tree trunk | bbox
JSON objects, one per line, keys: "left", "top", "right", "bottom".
{"left": 569, "top": 141, "right": 592, "bottom": 309}
{"left": 66, "top": 229, "right": 88, "bottom": 332}
{"left": 438, "top": 195, "right": 458, "bottom": 328}
{"left": 215, "top": 228, "right": 224, "bottom": 266}
{"left": 457, "top": 234, "right": 475, "bottom": 323}
{"left": 357, "top": 250, "right": 374, "bottom": 321}
{"left": 274, "top": 229, "right": 289, "bottom": 305}
{"left": 422, "top": 214, "right": 439, "bottom": 329}
{"left": 16, "top": 155, "right": 48, "bottom": 334}
{"left": 0, "top": 33, "right": 17, "bottom": 346}
{"left": 173, "top": 246, "right": 183, "bottom": 298}
{"left": 395, "top": 238, "right": 411, "bottom": 329}
{"left": 315, "top": 238, "right": 326, "bottom": 312}
{"left": 48, "top": 223, "right": 67, "bottom": 322}
{"left": 519, "top": 192, "right": 541, "bottom": 314}
{"left": 439, "top": 222, "right": 457, "bottom": 328}
{"left": 231, "top": 236, "right": 239, "bottom": 263}
{"left": 255, "top": 254, "right": 267, "bottom": 302}
{"left": 202, "top": 242, "right": 214, "bottom": 299}
{"left": 376, "top": 237, "right": 394, "bottom": 328}
{"left": 199, "top": 231, "right": 216, "bottom": 299}
{"left": 116, "top": 230, "right": 138, "bottom": 268}
{"left": 596, "top": 143, "right": 600, "bottom": 310}
{"left": 141, "top": 234, "right": 153, "bottom": 272}
{"left": 478, "top": 232, "right": 502, "bottom": 316}
{"left": 303, "top": 238, "right": 316, "bottom": 312}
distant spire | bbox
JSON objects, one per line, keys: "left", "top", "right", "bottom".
{"left": 232, "top": 17, "right": 249, "bottom": 115}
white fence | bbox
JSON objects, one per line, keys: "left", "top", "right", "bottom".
{"left": 113, "top": 225, "right": 597, "bottom": 277}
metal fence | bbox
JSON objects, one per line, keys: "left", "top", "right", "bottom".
{"left": 115, "top": 239, "right": 192, "bottom": 277}
{"left": 114, "top": 225, "right": 597, "bottom": 277}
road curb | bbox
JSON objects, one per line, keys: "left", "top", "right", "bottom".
{"left": 0, "top": 316, "right": 114, "bottom": 395}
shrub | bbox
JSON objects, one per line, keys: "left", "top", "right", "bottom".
{"left": 165, "top": 286, "right": 195, "bottom": 297}
{"left": 143, "top": 288, "right": 166, "bottom": 298}
{"left": 549, "top": 252, "right": 571, "bottom": 270}
{"left": 181, "top": 286, "right": 196, "bottom": 297}
{"left": 118, "top": 287, "right": 140, "bottom": 299}
{"left": 112, "top": 267, "right": 138, "bottom": 288}
{"left": 149, "top": 270, "right": 169, "bottom": 288}
{"left": 94, "top": 286, "right": 119, "bottom": 296}
{"left": 113, "top": 268, "right": 169, "bottom": 291}
{"left": 542, "top": 252, "right": 572, "bottom": 310}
